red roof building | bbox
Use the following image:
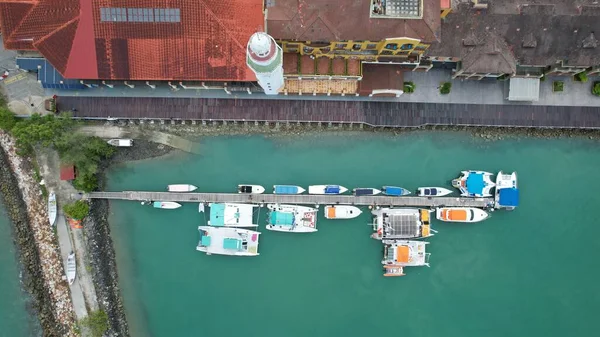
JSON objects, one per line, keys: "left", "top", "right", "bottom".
{"left": 60, "top": 164, "right": 76, "bottom": 181}
{"left": 0, "top": 0, "right": 264, "bottom": 82}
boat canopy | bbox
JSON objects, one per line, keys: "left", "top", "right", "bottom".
{"left": 324, "top": 185, "right": 340, "bottom": 194}
{"left": 466, "top": 173, "right": 485, "bottom": 195}
{"left": 354, "top": 188, "right": 374, "bottom": 196}
{"left": 499, "top": 188, "right": 520, "bottom": 207}
{"left": 396, "top": 246, "right": 410, "bottom": 263}
{"left": 210, "top": 204, "right": 226, "bottom": 226}
{"left": 269, "top": 212, "right": 294, "bottom": 226}
{"left": 223, "top": 238, "right": 242, "bottom": 250}
{"left": 201, "top": 235, "right": 211, "bottom": 247}
{"left": 424, "top": 189, "right": 437, "bottom": 196}
{"left": 274, "top": 185, "right": 298, "bottom": 194}
{"left": 384, "top": 186, "right": 403, "bottom": 196}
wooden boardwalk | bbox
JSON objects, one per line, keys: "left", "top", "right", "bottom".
{"left": 59, "top": 96, "right": 600, "bottom": 129}
{"left": 86, "top": 191, "right": 494, "bottom": 208}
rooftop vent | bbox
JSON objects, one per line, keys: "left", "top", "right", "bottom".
{"left": 522, "top": 33, "right": 537, "bottom": 48}
{"left": 371, "top": 0, "right": 423, "bottom": 19}
{"left": 582, "top": 32, "right": 598, "bottom": 49}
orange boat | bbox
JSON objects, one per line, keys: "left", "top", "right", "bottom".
{"left": 436, "top": 207, "right": 489, "bottom": 223}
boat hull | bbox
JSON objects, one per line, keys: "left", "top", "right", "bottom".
{"left": 324, "top": 205, "right": 362, "bottom": 219}
{"left": 66, "top": 253, "right": 76, "bottom": 285}
{"left": 308, "top": 185, "right": 348, "bottom": 195}
{"left": 273, "top": 185, "right": 305, "bottom": 194}
{"left": 167, "top": 184, "right": 198, "bottom": 192}
{"left": 48, "top": 193, "right": 57, "bottom": 226}
{"left": 436, "top": 207, "right": 489, "bottom": 223}
{"left": 417, "top": 187, "right": 453, "bottom": 197}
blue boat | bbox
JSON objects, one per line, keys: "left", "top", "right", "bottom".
{"left": 273, "top": 185, "right": 306, "bottom": 194}
{"left": 308, "top": 185, "right": 348, "bottom": 195}
{"left": 382, "top": 186, "right": 411, "bottom": 196}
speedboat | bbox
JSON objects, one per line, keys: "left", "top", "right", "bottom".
{"left": 353, "top": 188, "right": 381, "bottom": 196}
{"left": 167, "top": 184, "right": 198, "bottom": 192}
{"left": 273, "top": 185, "right": 305, "bottom": 194}
{"left": 238, "top": 184, "right": 265, "bottom": 194}
{"left": 308, "top": 185, "right": 348, "bottom": 195}
{"left": 495, "top": 171, "right": 519, "bottom": 210}
{"left": 436, "top": 207, "right": 489, "bottom": 223}
{"left": 197, "top": 226, "right": 260, "bottom": 256}
{"left": 324, "top": 205, "right": 362, "bottom": 219}
{"left": 207, "top": 203, "right": 259, "bottom": 227}
{"left": 382, "top": 186, "right": 411, "bottom": 196}
{"left": 416, "top": 187, "right": 453, "bottom": 197}
{"left": 153, "top": 201, "right": 181, "bottom": 209}
{"left": 48, "top": 192, "right": 57, "bottom": 226}
{"left": 266, "top": 204, "right": 318, "bottom": 233}
{"left": 383, "top": 265, "right": 405, "bottom": 277}
{"left": 381, "top": 240, "right": 430, "bottom": 267}
{"left": 371, "top": 208, "right": 435, "bottom": 240}
{"left": 452, "top": 171, "right": 495, "bottom": 197}
{"left": 66, "top": 252, "right": 77, "bottom": 285}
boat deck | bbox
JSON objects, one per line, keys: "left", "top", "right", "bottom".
{"left": 85, "top": 191, "right": 494, "bottom": 208}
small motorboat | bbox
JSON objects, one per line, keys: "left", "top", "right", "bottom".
{"left": 167, "top": 184, "right": 198, "bottom": 192}
{"left": 353, "top": 188, "right": 381, "bottom": 196}
{"left": 436, "top": 207, "right": 489, "bottom": 223}
{"left": 238, "top": 185, "right": 265, "bottom": 194}
{"left": 48, "top": 192, "right": 57, "bottom": 227}
{"left": 66, "top": 252, "right": 76, "bottom": 285}
{"left": 153, "top": 201, "right": 182, "bottom": 209}
{"left": 383, "top": 265, "right": 405, "bottom": 277}
{"left": 273, "top": 185, "right": 305, "bottom": 194}
{"left": 416, "top": 187, "right": 453, "bottom": 197}
{"left": 308, "top": 185, "right": 348, "bottom": 195}
{"left": 324, "top": 205, "right": 362, "bottom": 219}
{"left": 382, "top": 186, "right": 411, "bottom": 196}
{"left": 107, "top": 139, "right": 133, "bottom": 147}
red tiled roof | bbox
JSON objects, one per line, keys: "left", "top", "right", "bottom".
{"left": 60, "top": 165, "right": 76, "bottom": 181}
{"left": 0, "top": 0, "right": 264, "bottom": 82}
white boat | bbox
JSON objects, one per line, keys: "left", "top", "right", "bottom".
{"left": 167, "top": 184, "right": 198, "bottom": 192}
{"left": 371, "top": 208, "right": 435, "bottom": 240}
{"left": 107, "top": 138, "right": 133, "bottom": 147}
{"left": 324, "top": 205, "right": 362, "bottom": 219}
{"left": 382, "top": 240, "right": 430, "bottom": 267}
{"left": 436, "top": 207, "right": 489, "bottom": 223}
{"left": 495, "top": 171, "right": 519, "bottom": 210}
{"left": 207, "top": 203, "right": 260, "bottom": 227}
{"left": 273, "top": 185, "right": 305, "bottom": 194}
{"left": 48, "top": 192, "right": 57, "bottom": 226}
{"left": 66, "top": 252, "right": 76, "bottom": 285}
{"left": 416, "top": 187, "right": 453, "bottom": 197}
{"left": 353, "top": 188, "right": 381, "bottom": 196}
{"left": 153, "top": 201, "right": 181, "bottom": 209}
{"left": 266, "top": 204, "right": 318, "bottom": 233}
{"left": 308, "top": 185, "right": 348, "bottom": 195}
{"left": 451, "top": 170, "right": 496, "bottom": 197}
{"left": 383, "top": 265, "right": 405, "bottom": 277}
{"left": 197, "top": 226, "right": 260, "bottom": 256}
{"left": 237, "top": 184, "right": 265, "bottom": 194}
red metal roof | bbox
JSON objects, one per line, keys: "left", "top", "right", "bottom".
{"left": 0, "top": 0, "right": 264, "bottom": 82}
{"left": 60, "top": 165, "right": 76, "bottom": 181}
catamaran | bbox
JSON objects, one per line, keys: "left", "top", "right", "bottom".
{"left": 452, "top": 170, "right": 496, "bottom": 197}
{"left": 382, "top": 186, "right": 411, "bottom": 196}
{"left": 324, "top": 205, "right": 362, "bottom": 219}
{"left": 308, "top": 185, "right": 348, "bottom": 195}
{"left": 416, "top": 187, "right": 453, "bottom": 197}
{"left": 196, "top": 226, "right": 260, "bottom": 256}
{"left": 495, "top": 171, "right": 519, "bottom": 210}
{"left": 167, "top": 184, "right": 198, "bottom": 192}
{"left": 371, "top": 208, "right": 435, "bottom": 240}
{"left": 436, "top": 207, "right": 489, "bottom": 223}
{"left": 207, "top": 203, "right": 260, "bottom": 227}
{"left": 266, "top": 204, "right": 318, "bottom": 233}
{"left": 153, "top": 201, "right": 181, "bottom": 209}
{"left": 381, "top": 240, "right": 430, "bottom": 267}
{"left": 48, "top": 192, "right": 57, "bottom": 226}
{"left": 66, "top": 252, "right": 77, "bottom": 285}
{"left": 273, "top": 185, "right": 305, "bottom": 194}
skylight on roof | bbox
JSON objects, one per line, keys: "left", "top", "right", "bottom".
{"left": 100, "top": 7, "right": 181, "bottom": 23}
{"left": 371, "top": 0, "right": 423, "bottom": 19}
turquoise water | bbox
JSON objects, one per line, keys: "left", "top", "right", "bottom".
{"left": 0, "top": 204, "right": 39, "bottom": 337}
{"left": 107, "top": 132, "right": 600, "bottom": 337}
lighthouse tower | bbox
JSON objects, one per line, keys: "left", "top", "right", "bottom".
{"left": 246, "top": 32, "right": 284, "bottom": 95}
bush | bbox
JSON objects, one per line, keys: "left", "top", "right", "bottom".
{"left": 574, "top": 72, "right": 588, "bottom": 83}
{"left": 79, "top": 310, "right": 108, "bottom": 337}
{"left": 0, "top": 106, "right": 17, "bottom": 131}
{"left": 593, "top": 82, "right": 600, "bottom": 97}
{"left": 403, "top": 81, "right": 415, "bottom": 93}
{"left": 440, "top": 82, "right": 452, "bottom": 95}
{"left": 552, "top": 81, "right": 564, "bottom": 92}
{"left": 63, "top": 200, "right": 90, "bottom": 220}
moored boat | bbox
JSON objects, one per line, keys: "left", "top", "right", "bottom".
{"left": 452, "top": 170, "right": 496, "bottom": 197}
{"left": 495, "top": 171, "right": 519, "bottom": 210}
{"left": 382, "top": 240, "right": 430, "bottom": 267}
{"left": 266, "top": 204, "right": 318, "bottom": 233}
{"left": 167, "top": 184, "right": 198, "bottom": 192}
{"left": 153, "top": 201, "right": 181, "bottom": 209}
{"left": 353, "top": 188, "right": 381, "bottom": 196}
{"left": 273, "top": 185, "right": 305, "bottom": 194}
{"left": 383, "top": 265, "right": 405, "bottom": 277}
{"left": 382, "top": 186, "right": 411, "bottom": 196}
{"left": 308, "top": 185, "right": 348, "bottom": 195}
{"left": 207, "top": 203, "right": 260, "bottom": 227}
{"left": 436, "top": 207, "right": 489, "bottom": 223}
{"left": 66, "top": 252, "right": 76, "bottom": 285}
{"left": 196, "top": 226, "right": 260, "bottom": 256}
{"left": 416, "top": 187, "right": 453, "bottom": 197}
{"left": 48, "top": 192, "right": 57, "bottom": 227}
{"left": 107, "top": 138, "right": 133, "bottom": 147}
{"left": 371, "top": 208, "right": 434, "bottom": 240}
{"left": 324, "top": 205, "right": 362, "bottom": 219}
{"left": 237, "top": 184, "right": 265, "bottom": 194}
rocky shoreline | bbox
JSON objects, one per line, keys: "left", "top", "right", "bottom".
{"left": 0, "top": 132, "right": 76, "bottom": 337}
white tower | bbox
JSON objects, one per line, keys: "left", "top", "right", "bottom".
{"left": 246, "top": 32, "right": 284, "bottom": 95}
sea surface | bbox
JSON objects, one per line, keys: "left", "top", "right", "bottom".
{"left": 107, "top": 132, "right": 600, "bottom": 337}
{"left": 0, "top": 203, "right": 40, "bottom": 337}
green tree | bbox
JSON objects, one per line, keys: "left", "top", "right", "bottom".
{"left": 62, "top": 200, "right": 90, "bottom": 220}
{"left": 0, "top": 106, "right": 17, "bottom": 131}
{"left": 79, "top": 310, "right": 109, "bottom": 337}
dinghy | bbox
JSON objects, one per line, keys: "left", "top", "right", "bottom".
{"left": 66, "top": 252, "right": 76, "bottom": 285}
{"left": 48, "top": 192, "right": 57, "bottom": 227}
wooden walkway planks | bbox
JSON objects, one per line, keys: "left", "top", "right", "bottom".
{"left": 86, "top": 191, "right": 494, "bottom": 208}
{"left": 58, "top": 96, "right": 600, "bottom": 129}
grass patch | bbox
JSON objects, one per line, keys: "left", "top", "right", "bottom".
{"left": 574, "top": 72, "right": 588, "bottom": 83}
{"left": 440, "top": 82, "right": 452, "bottom": 95}
{"left": 593, "top": 82, "right": 600, "bottom": 97}
{"left": 63, "top": 200, "right": 90, "bottom": 220}
{"left": 403, "top": 81, "right": 415, "bottom": 93}
{"left": 552, "top": 81, "right": 564, "bottom": 92}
